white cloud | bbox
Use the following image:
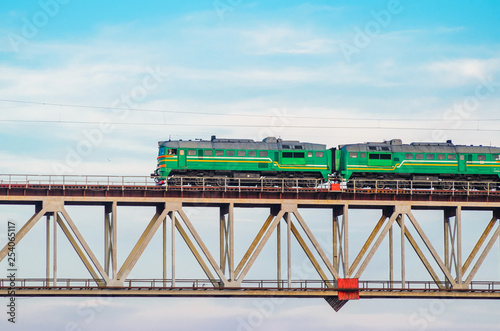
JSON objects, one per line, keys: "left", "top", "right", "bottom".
{"left": 425, "top": 58, "right": 500, "bottom": 84}
{"left": 240, "top": 26, "right": 338, "bottom": 55}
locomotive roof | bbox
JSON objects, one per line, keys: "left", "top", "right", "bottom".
{"left": 342, "top": 139, "right": 500, "bottom": 154}
{"left": 159, "top": 136, "right": 326, "bottom": 151}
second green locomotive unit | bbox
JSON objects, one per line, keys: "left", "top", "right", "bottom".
{"left": 152, "top": 136, "right": 500, "bottom": 186}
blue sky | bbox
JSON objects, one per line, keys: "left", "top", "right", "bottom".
{"left": 1, "top": 0, "right": 500, "bottom": 330}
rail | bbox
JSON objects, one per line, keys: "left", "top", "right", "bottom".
{"left": 0, "top": 278, "right": 499, "bottom": 292}
{"left": 0, "top": 174, "right": 499, "bottom": 196}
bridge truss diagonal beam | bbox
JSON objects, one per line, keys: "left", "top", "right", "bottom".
{"left": 176, "top": 208, "right": 229, "bottom": 285}
{"left": 235, "top": 209, "right": 285, "bottom": 284}
{"left": 406, "top": 211, "right": 457, "bottom": 287}
{"left": 56, "top": 213, "right": 104, "bottom": 285}
{"left": 59, "top": 209, "right": 111, "bottom": 285}
{"left": 0, "top": 206, "right": 46, "bottom": 262}
{"left": 291, "top": 209, "right": 339, "bottom": 280}
{"left": 353, "top": 208, "right": 400, "bottom": 279}
{"left": 463, "top": 214, "right": 500, "bottom": 286}
{"left": 117, "top": 205, "right": 169, "bottom": 282}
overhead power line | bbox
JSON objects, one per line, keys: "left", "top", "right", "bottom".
{"left": 0, "top": 119, "right": 498, "bottom": 132}
{"left": 1, "top": 98, "right": 500, "bottom": 122}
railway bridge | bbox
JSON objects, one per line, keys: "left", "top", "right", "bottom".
{"left": 0, "top": 175, "right": 499, "bottom": 311}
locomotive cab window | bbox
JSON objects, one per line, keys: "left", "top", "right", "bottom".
{"left": 495, "top": 155, "right": 500, "bottom": 161}
{"left": 167, "top": 149, "right": 177, "bottom": 155}
{"left": 293, "top": 152, "right": 305, "bottom": 158}
{"left": 369, "top": 154, "right": 390, "bottom": 160}
{"left": 349, "top": 152, "right": 358, "bottom": 158}
{"left": 159, "top": 147, "right": 165, "bottom": 155}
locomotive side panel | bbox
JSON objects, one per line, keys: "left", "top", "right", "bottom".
{"left": 340, "top": 140, "right": 500, "bottom": 181}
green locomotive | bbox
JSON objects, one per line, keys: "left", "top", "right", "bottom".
{"left": 152, "top": 136, "right": 500, "bottom": 186}
{"left": 339, "top": 139, "right": 500, "bottom": 183}
{"left": 152, "top": 136, "right": 332, "bottom": 185}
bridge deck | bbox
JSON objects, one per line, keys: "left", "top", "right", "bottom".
{"left": 1, "top": 175, "right": 500, "bottom": 203}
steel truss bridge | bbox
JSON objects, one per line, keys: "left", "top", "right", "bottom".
{"left": 1, "top": 175, "right": 499, "bottom": 311}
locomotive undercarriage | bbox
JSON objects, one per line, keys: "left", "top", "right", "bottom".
{"left": 348, "top": 172, "right": 500, "bottom": 190}
{"left": 165, "top": 170, "right": 324, "bottom": 187}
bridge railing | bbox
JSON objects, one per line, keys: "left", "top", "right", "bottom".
{"left": 1, "top": 278, "right": 499, "bottom": 292}
{"left": 0, "top": 174, "right": 499, "bottom": 195}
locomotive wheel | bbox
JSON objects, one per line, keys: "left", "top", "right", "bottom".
{"left": 306, "top": 179, "right": 317, "bottom": 188}
{"left": 439, "top": 182, "right": 452, "bottom": 190}
{"left": 263, "top": 178, "right": 274, "bottom": 187}
{"left": 168, "top": 177, "right": 181, "bottom": 186}
{"left": 398, "top": 180, "right": 410, "bottom": 189}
